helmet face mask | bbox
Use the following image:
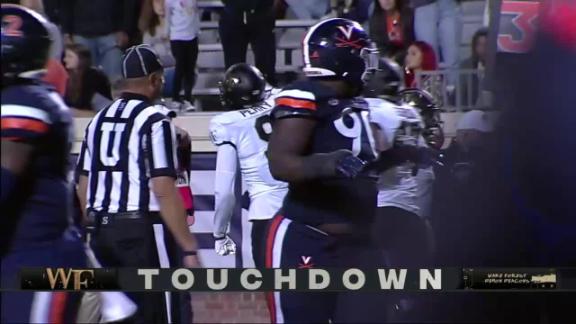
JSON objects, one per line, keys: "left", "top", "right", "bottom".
{"left": 398, "top": 88, "right": 445, "bottom": 149}
{"left": 359, "top": 45, "right": 380, "bottom": 83}
{"left": 362, "top": 57, "right": 404, "bottom": 99}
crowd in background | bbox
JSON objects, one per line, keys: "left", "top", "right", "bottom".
{"left": 16, "top": 0, "right": 489, "bottom": 116}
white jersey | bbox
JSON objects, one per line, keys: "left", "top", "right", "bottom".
{"left": 366, "top": 97, "right": 435, "bottom": 218}
{"left": 209, "top": 92, "right": 288, "bottom": 236}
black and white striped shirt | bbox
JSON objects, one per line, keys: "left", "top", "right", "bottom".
{"left": 77, "top": 93, "right": 177, "bottom": 213}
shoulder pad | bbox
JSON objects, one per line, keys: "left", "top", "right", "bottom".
{"left": 273, "top": 88, "right": 317, "bottom": 119}
{"left": 209, "top": 113, "right": 238, "bottom": 147}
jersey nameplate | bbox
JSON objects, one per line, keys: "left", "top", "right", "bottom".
{"left": 239, "top": 105, "right": 270, "bottom": 117}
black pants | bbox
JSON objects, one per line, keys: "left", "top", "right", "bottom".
{"left": 251, "top": 219, "right": 270, "bottom": 268}
{"left": 373, "top": 207, "right": 435, "bottom": 323}
{"left": 218, "top": 8, "right": 276, "bottom": 85}
{"left": 170, "top": 39, "right": 199, "bottom": 102}
{"left": 90, "top": 215, "right": 191, "bottom": 324}
{"left": 373, "top": 207, "right": 435, "bottom": 267}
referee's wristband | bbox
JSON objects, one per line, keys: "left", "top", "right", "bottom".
{"left": 182, "top": 250, "right": 197, "bottom": 256}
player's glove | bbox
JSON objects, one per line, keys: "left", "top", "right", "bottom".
{"left": 214, "top": 235, "right": 237, "bottom": 256}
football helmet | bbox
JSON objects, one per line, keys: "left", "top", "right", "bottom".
{"left": 302, "top": 18, "right": 379, "bottom": 85}
{"left": 399, "top": 88, "right": 445, "bottom": 149}
{"left": 219, "top": 63, "right": 267, "bottom": 109}
{"left": 362, "top": 57, "right": 404, "bottom": 99}
{"left": 1, "top": 4, "right": 52, "bottom": 78}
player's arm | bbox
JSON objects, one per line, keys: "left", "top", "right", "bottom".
{"left": 146, "top": 116, "right": 200, "bottom": 266}
{"left": 209, "top": 119, "right": 238, "bottom": 255}
{"left": 1, "top": 105, "right": 51, "bottom": 205}
{"left": 268, "top": 93, "right": 365, "bottom": 182}
{"left": 213, "top": 144, "right": 238, "bottom": 239}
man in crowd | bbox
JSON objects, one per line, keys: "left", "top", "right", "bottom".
{"left": 219, "top": 0, "right": 278, "bottom": 85}
{"left": 61, "top": 0, "right": 140, "bottom": 82}
{"left": 209, "top": 63, "right": 287, "bottom": 266}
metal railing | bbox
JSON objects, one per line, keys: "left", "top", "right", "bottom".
{"left": 414, "top": 69, "right": 488, "bottom": 112}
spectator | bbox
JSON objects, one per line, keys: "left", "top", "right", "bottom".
{"left": 411, "top": 0, "right": 461, "bottom": 68}
{"left": 63, "top": 44, "right": 112, "bottom": 117}
{"left": 404, "top": 41, "right": 437, "bottom": 86}
{"left": 404, "top": 41, "right": 446, "bottom": 108}
{"left": 165, "top": 0, "right": 200, "bottom": 112}
{"left": 219, "top": 0, "right": 277, "bottom": 85}
{"left": 327, "top": 0, "right": 372, "bottom": 22}
{"left": 285, "top": 0, "right": 329, "bottom": 19}
{"left": 139, "top": 0, "right": 174, "bottom": 67}
{"left": 368, "top": 0, "right": 415, "bottom": 62}
{"left": 61, "top": 0, "right": 139, "bottom": 82}
{"left": 460, "top": 28, "right": 488, "bottom": 107}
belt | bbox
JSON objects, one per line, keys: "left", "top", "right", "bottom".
{"left": 89, "top": 210, "right": 160, "bottom": 226}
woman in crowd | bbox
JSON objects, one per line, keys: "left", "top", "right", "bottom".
{"left": 368, "top": 0, "right": 415, "bottom": 63}
{"left": 139, "top": 0, "right": 174, "bottom": 67}
{"left": 63, "top": 44, "right": 112, "bottom": 117}
{"left": 460, "top": 28, "right": 488, "bottom": 107}
{"left": 404, "top": 41, "right": 445, "bottom": 107}
{"left": 165, "top": 0, "right": 200, "bottom": 112}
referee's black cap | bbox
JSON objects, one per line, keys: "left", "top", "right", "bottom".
{"left": 122, "top": 44, "right": 163, "bottom": 79}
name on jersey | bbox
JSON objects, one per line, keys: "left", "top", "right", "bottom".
{"left": 239, "top": 105, "right": 269, "bottom": 118}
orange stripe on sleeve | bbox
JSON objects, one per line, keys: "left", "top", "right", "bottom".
{"left": 275, "top": 97, "right": 317, "bottom": 110}
{"left": 1, "top": 117, "right": 49, "bottom": 134}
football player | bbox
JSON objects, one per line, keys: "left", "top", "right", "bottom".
{"left": 209, "top": 63, "right": 287, "bottom": 267}
{"left": 265, "top": 18, "right": 386, "bottom": 323}
{"left": 1, "top": 5, "right": 85, "bottom": 323}
{"left": 363, "top": 59, "right": 439, "bottom": 322}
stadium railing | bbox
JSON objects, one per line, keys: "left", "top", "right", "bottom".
{"left": 414, "top": 69, "right": 488, "bottom": 112}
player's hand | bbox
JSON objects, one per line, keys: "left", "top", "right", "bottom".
{"left": 214, "top": 235, "right": 237, "bottom": 256}
{"left": 331, "top": 150, "right": 366, "bottom": 178}
{"left": 182, "top": 254, "right": 201, "bottom": 268}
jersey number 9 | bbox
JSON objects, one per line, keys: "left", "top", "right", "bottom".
{"left": 255, "top": 114, "right": 273, "bottom": 142}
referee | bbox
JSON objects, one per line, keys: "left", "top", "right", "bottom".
{"left": 76, "top": 45, "right": 199, "bottom": 323}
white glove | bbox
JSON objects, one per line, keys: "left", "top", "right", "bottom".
{"left": 214, "top": 235, "right": 237, "bottom": 256}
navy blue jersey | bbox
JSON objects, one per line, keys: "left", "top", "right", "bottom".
{"left": 272, "top": 80, "right": 378, "bottom": 226}
{"left": 1, "top": 79, "right": 75, "bottom": 253}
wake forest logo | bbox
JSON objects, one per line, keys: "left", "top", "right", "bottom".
{"left": 21, "top": 268, "right": 118, "bottom": 291}
{"left": 46, "top": 268, "right": 95, "bottom": 290}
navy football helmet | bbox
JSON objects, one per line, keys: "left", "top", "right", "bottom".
{"left": 302, "top": 18, "right": 379, "bottom": 85}
{"left": 219, "top": 63, "right": 267, "bottom": 109}
{"left": 1, "top": 4, "right": 52, "bottom": 78}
